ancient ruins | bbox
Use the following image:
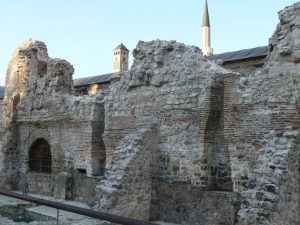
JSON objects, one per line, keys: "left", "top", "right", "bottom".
{"left": 0, "top": 2, "right": 300, "bottom": 225}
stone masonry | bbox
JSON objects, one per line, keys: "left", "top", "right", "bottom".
{"left": 97, "top": 40, "right": 240, "bottom": 224}
{"left": 0, "top": 2, "right": 300, "bottom": 225}
{"left": 95, "top": 2, "right": 300, "bottom": 224}
{"left": 0, "top": 40, "right": 105, "bottom": 203}
{"left": 224, "top": 3, "right": 300, "bottom": 224}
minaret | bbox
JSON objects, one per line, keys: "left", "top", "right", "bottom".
{"left": 202, "top": 0, "right": 213, "bottom": 56}
{"left": 112, "top": 43, "right": 129, "bottom": 75}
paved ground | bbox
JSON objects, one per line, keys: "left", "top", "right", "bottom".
{"left": 0, "top": 193, "right": 178, "bottom": 225}
{"left": 0, "top": 193, "right": 108, "bottom": 225}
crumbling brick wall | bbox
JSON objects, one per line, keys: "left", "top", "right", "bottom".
{"left": 98, "top": 40, "right": 239, "bottom": 224}
{"left": 98, "top": 3, "right": 300, "bottom": 224}
{"left": 223, "top": 3, "right": 300, "bottom": 224}
{"left": 0, "top": 40, "right": 106, "bottom": 203}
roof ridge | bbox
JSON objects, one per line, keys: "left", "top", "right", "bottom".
{"left": 211, "top": 46, "right": 268, "bottom": 56}
{"left": 208, "top": 45, "right": 268, "bottom": 62}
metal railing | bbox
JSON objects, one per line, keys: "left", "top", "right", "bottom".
{"left": 0, "top": 189, "right": 156, "bottom": 225}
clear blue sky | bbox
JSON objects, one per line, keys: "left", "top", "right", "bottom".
{"left": 0, "top": 0, "right": 297, "bottom": 86}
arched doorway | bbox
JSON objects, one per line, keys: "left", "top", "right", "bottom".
{"left": 28, "top": 138, "right": 52, "bottom": 173}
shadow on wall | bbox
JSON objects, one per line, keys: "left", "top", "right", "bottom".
{"left": 203, "top": 79, "right": 233, "bottom": 191}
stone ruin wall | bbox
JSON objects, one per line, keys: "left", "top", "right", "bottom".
{"left": 226, "top": 3, "right": 300, "bottom": 224}
{"left": 0, "top": 40, "right": 106, "bottom": 203}
{"left": 96, "top": 40, "right": 240, "bottom": 225}
{"left": 95, "top": 2, "right": 300, "bottom": 225}
{"left": 0, "top": 2, "right": 299, "bottom": 225}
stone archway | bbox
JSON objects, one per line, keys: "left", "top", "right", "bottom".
{"left": 25, "top": 136, "right": 55, "bottom": 196}
{"left": 28, "top": 138, "right": 52, "bottom": 174}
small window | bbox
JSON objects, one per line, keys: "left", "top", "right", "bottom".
{"left": 77, "top": 168, "right": 87, "bottom": 174}
{"left": 269, "top": 44, "right": 274, "bottom": 53}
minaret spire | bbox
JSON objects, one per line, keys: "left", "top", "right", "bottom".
{"left": 202, "top": 0, "right": 213, "bottom": 56}
{"left": 202, "top": 0, "right": 210, "bottom": 27}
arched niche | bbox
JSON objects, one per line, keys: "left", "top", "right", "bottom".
{"left": 28, "top": 138, "right": 52, "bottom": 173}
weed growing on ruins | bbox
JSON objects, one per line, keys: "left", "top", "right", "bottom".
{"left": 13, "top": 215, "right": 35, "bottom": 223}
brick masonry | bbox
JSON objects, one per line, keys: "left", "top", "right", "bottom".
{"left": 98, "top": 40, "right": 240, "bottom": 224}
{"left": 0, "top": 2, "right": 300, "bottom": 225}
{"left": 0, "top": 40, "right": 105, "bottom": 204}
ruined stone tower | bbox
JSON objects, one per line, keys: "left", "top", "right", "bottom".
{"left": 112, "top": 43, "right": 129, "bottom": 74}
{"left": 202, "top": 0, "right": 213, "bottom": 56}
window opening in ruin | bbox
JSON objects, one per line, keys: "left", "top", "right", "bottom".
{"left": 77, "top": 168, "right": 87, "bottom": 174}
{"left": 269, "top": 44, "right": 274, "bottom": 53}
{"left": 29, "top": 139, "right": 52, "bottom": 173}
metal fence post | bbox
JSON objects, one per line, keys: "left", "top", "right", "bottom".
{"left": 57, "top": 208, "right": 59, "bottom": 225}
